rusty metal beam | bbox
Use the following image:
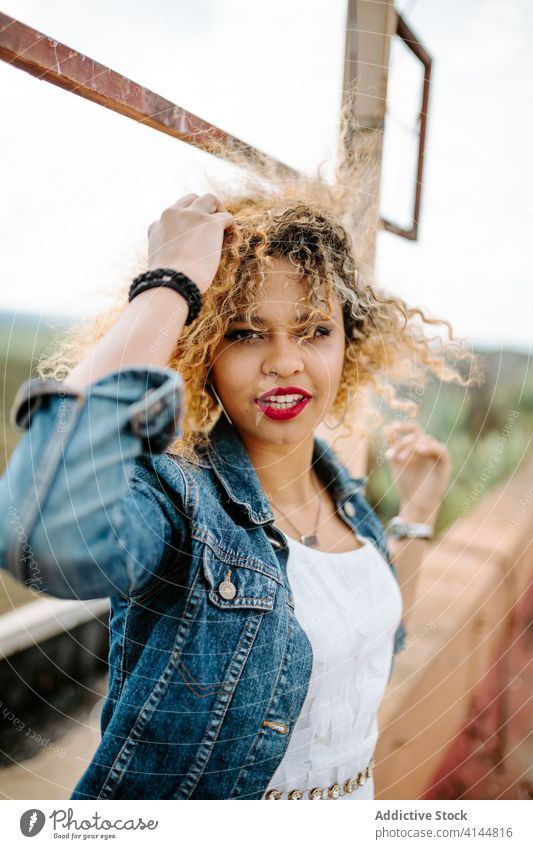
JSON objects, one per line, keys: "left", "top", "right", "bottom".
{"left": 0, "top": 12, "right": 298, "bottom": 180}
{"left": 381, "top": 11, "right": 432, "bottom": 241}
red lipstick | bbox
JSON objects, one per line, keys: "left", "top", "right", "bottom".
{"left": 254, "top": 386, "right": 312, "bottom": 421}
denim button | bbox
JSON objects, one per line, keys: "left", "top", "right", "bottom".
{"left": 344, "top": 502, "right": 356, "bottom": 517}
{"left": 218, "top": 580, "right": 236, "bottom": 600}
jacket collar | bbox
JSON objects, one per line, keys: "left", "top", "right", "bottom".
{"left": 198, "top": 414, "right": 368, "bottom": 526}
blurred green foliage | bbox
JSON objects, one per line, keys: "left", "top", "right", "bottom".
{"left": 0, "top": 312, "right": 58, "bottom": 612}
{"left": 366, "top": 349, "right": 533, "bottom": 533}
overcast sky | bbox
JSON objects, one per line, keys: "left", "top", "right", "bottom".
{"left": 1, "top": 0, "right": 531, "bottom": 353}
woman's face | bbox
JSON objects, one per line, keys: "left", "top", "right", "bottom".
{"left": 209, "top": 256, "right": 347, "bottom": 446}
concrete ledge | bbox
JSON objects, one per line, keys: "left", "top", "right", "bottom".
{"left": 0, "top": 597, "right": 109, "bottom": 659}
{"left": 375, "top": 456, "right": 533, "bottom": 799}
{"left": 0, "top": 599, "right": 110, "bottom": 773}
{"left": 0, "top": 686, "right": 106, "bottom": 800}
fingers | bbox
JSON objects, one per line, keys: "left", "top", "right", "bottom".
{"left": 150, "top": 193, "right": 235, "bottom": 240}
{"left": 198, "top": 199, "right": 235, "bottom": 230}
{"left": 417, "top": 438, "right": 449, "bottom": 460}
{"left": 219, "top": 211, "right": 236, "bottom": 230}
{"left": 386, "top": 431, "right": 447, "bottom": 463}
{"left": 168, "top": 192, "right": 233, "bottom": 219}
{"left": 151, "top": 194, "right": 198, "bottom": 231}
{"left": 400, "top": 434, "right": 434, "bottom": 461}
{"left": 174, "top": 193, "right": 199, "bottom": 207}
{"left": 169, "top": 193, "right": 218, "bottom": 212}
{"left": 191, "top": 193, "right": 222, "bottom": 213}
{"left": 388, "top": 432, "right": 419, "bottom": 461}
{"left": 188, "top": 194, "right": 234, "bottom": 223}
{"left": 386, "top": 421, "right": 422, "bottom": 444}
{"left": 387, "top": 420, "right": 423, "bottom": 436}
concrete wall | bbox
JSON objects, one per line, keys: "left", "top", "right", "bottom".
{"left": 375, "top": 456, "right": 533, "bottom": 799}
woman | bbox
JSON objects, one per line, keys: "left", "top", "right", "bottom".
{"left": 1, "top": 183, "right": 477, "bottom": 800}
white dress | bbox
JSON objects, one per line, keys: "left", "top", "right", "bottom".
{"left": 264, "top": 531, "right": 403, "bottom": 800}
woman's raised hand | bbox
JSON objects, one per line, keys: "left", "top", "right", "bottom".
{"left": 147, "top": 193, "right": 235, "bottom": 293}
{"left": 383, "top": 420, "right": 452, "bottom": 528}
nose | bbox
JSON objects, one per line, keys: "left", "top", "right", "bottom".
{"left": 261, "top": 330, "right": 305, "bottom": 378}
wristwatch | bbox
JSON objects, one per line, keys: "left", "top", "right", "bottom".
{"left": 386, "top": 515, "right": 433, "bottom": 540}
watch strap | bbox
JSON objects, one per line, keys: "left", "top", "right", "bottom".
{"left": 386, "top": 515, "right": 433, "bottom": 540}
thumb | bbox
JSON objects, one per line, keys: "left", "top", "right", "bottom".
{"left": 217, "top": 212, "right": 236, "bottom": 230}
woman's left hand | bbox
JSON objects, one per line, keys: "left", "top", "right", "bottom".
{"left": 383, "top": 420, "right": 452, "bottom": 527}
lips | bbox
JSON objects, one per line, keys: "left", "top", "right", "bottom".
{"left": 254, "top": 387, "right": 312, "bottom": 421}
{"left": 256, "top": 386, "right": 312, "bottom": 402}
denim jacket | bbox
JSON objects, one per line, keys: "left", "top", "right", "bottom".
{"left": 0, "top": 366, "right": 406, "bottom": 800}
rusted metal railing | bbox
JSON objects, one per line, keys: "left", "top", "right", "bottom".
{"left": 381, "top": 12, "right": 432, "bottom": 241}
{"left": 0, "top": 12, "right": 297, "bottom": 180}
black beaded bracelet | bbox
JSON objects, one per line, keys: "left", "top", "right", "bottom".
{"left": 128, "top": 268, "right": 203, "bottom": 326}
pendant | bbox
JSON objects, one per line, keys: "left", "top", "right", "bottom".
{"left": 300, "top": 533, "right": 319, "bottom": 547}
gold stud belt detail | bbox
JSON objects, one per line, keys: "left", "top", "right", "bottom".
{"left": 264, "top": 755, "right": 375, "bottom": 800}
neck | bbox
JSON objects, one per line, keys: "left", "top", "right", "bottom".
{"left": 239, "top": 430, "right": 319, "bottom": 508}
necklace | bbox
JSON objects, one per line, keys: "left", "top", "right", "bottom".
{"left": 269, "top": 478, "right": 322, "bottom": 548}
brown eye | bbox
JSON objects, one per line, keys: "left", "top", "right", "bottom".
{"left": 224, "top": 329, "right": 262, "bottom": 342}
{"left": 297, "top": 326, "right": 331, "bottom": 339}
{"left": 224, "top": 326, "right": 331, "bottom": 342}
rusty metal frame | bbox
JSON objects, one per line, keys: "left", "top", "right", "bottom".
{"left": 381, "top": 12, "right": 432, "bottom": 241}
{"left": 0, "top": 10, "right": 429, "bottom": 239}
{"left": 0, "top": 12, "right": 298, "bottom": 180}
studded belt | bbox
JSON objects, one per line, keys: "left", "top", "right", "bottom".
{"left": 264, "top": 755, "right": 375, "bottom": 800}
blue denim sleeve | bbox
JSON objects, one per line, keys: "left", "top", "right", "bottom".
{"left": 0, "top": 366, "right": 186, "bottom": 600}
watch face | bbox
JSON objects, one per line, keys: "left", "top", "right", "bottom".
{"left": 392, "top": 521, "right": 408, "bottom": 538}
{"left": 388, "top": 517, "right": 432, "bottom": 539}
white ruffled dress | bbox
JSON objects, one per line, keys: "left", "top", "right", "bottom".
{"left": 264, "top": 531, "right": 403, "bottom": 800}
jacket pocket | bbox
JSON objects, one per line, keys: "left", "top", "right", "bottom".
{"left": 200, "top": 541, "right": 278, "bottom": 612}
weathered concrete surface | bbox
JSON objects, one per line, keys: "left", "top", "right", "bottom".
{"left": 0, "top": 690, "right": 105, "bottom": 800}
{"left": 375, "top": 456, "right": 533, "bottom": 799}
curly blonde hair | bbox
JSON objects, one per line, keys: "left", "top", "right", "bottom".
{"left": 37, "top": 85, "right": 484, "bottom": 464}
